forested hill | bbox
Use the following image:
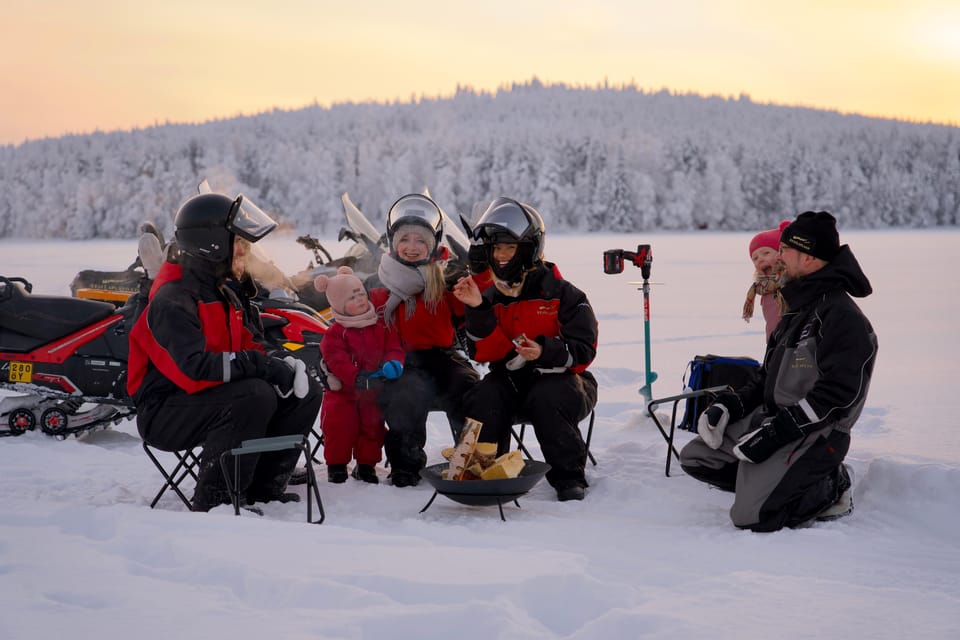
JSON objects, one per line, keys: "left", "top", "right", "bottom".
{"left": 1, "top": 81, "right": 957, "bottom": 240}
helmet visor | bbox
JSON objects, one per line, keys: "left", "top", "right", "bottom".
{"left": 227, "top": 195, "right": 278, "bottom": 243}
{"left": 474, "top": 198, "right": 532, "bottom": 242}
{"left": 387, "top": 194, "right": 442, "bottom": 235}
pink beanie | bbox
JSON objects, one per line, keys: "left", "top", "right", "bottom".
{"left": 314, "top": 266, "right": 365, "bottom": 315}
{"left": 749, "top": 220, "right": 791, "bottom": 256}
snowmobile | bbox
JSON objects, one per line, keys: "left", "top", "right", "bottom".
{"left": 1, "top": 235, "right": 330, "bottom": 439}
{"left": 1, "top": 274, "right": 139, "bottom": 438}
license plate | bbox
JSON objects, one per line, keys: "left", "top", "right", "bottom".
{"left": 8, "top": 361, "right": 32, "bottom": 383}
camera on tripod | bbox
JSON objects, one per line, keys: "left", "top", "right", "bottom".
{"left": 603, "top": 245, "right": 652, "bottom": 280}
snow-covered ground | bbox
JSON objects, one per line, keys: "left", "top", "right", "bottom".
{"left": 1, "top": 229, "right": 957, "bottom": 640}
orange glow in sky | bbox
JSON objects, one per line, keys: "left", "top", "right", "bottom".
{"left": 1, "top": 0, "right": 957, "bottom": 146}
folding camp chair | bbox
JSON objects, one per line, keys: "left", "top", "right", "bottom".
{"left": 647, "top": 385, "right": 730, "bottom": 477}
{"left": 511, "top": 409, "right": 598, "bottom": 466}
{"left": 142, "top": 442, "right": 202, "bottom": 511}
{"left": 220, "top": 434, "right": 324, "bottom": 524}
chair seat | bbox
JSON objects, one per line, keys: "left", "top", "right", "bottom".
{"left": 220, "top": 435, "right": 325, "bottom": 524}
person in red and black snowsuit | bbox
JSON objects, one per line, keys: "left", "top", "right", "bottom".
{"left": 369, "top": 193, "right": 481, "bottom": 487}
{"left": 128, "top": 192, "right": 321, "bottom": 512}
{"left": 314, "top": 266, "right": 404, "bottom": 484}
{"left": 452, "top": 197, "right": 599, "bottom": 502}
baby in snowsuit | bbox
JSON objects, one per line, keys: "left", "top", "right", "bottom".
{"left": 314, "top": 267, "right": 404, "bottom": 484}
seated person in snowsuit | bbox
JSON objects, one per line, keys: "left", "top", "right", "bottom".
{"left": 128, "top": 192, "right": 322, "bottom": 512}
{"left": 452, "top": 197, "right": 599, "bottom": 502}
{"left": 681, "top": 211, "right": 877, "bottom": 531}
{"left": 314, "top": 266, "right": 404, "bottom": 484}
{"left": 370, "top": 193, "right": 481, "bottom": 487}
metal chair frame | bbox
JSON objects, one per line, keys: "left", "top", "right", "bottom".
{"left": 511, "top": 409, "right": 598, "bottom": 466}
{"left": 647, "top": 385, "right": 731, "bottom": 477}
{"left": 142, "top": 442, "right": 202, "bottom": 511}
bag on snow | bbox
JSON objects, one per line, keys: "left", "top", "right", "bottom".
{"left": 678, "top": 354, "right": 761, "bottom": 431}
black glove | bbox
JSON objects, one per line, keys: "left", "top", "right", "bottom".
{"left": 263, "top": 356, "right": 297, "bottom": 395}
{"left": 733, "top": 408, "right": 805, "bottom": 464}
{"left": 468, "top": 243, "right": 488, "bottom": 274}
{"left": 354, "top": 371, "right": 384, "bottom": 392}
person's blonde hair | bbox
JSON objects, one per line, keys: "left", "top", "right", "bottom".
{"left": 422, "top": 262, "right": 446, "bottom": 312}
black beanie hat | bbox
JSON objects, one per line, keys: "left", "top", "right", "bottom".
{"left": 781, "top": 211, "right": 840, "bottom": 261}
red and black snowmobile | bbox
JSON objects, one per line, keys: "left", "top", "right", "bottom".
{"left": 1, "top": 275, "right": 139, "bottom": 438}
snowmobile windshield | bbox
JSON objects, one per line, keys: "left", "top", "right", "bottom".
{"left": 474, "top": 198, "right": 534, "bottom": 244}
{"left": 387, "top": 194, "right": 443, "bottom": 237}
{"left": 227, "top": 195, "right": 278, "bottom": 243}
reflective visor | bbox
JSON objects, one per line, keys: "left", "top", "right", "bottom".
{"left": 227, "top": 195, "right": 278, "bottom": 243}
{"left": 387, "top": 194, "right": 442, "bottom": 234}
{"left": 474, "top": 198, "right": 532, "bottom": 242}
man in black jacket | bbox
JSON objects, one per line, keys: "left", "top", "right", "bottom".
{"left": 680, "top": 211, "right": 877, "bottom": 531}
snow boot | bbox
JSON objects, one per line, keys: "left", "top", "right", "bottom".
{"left": 190, "top": 484, "right": 233, "bottom": 512}
{"left": 389, "top": 469, "right": 420, "bottom": 487}
{"left": 817, "top": 464, "right": 854, "bottom": 521}
{"left": 352, "top": 464, "right": 379, "bottom": 484}
{"left": 246, "top": 489, "right": 301, "bottom": 505}
{"left": 287, "top": 466, "right": 309, "bottom": 486}
{"left": 556, "top": 484, "right": 586, "bottom": 502}
{"left": 327, "top": 464, "right": 348, "bottom": 484}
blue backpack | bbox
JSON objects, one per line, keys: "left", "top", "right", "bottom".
{"left": 679, "top": 354, "right": 761, "bottom": 431}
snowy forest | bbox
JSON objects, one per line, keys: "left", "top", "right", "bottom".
{"left": 1, "top": 80, "right": 958, "bottom": 240}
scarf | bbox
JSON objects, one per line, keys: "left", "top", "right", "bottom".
{"left": 331, "top": 303, "right": 378, "bottom": 329}
{"left": 742, "top": 274, "right": 784, "bottom": 322}
{"left": 378, "top": 252, "right": 428, "bottom": 326}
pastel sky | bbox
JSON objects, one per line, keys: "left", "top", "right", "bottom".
{"left": 2, "top": 0, "right": 958, "bottom": 146}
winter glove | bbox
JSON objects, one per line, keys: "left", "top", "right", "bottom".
{"left": 354, "top": 371, "right": 384, "bottom": 392}
{"left": 263, "top": 356, "right": 298, "bottom": 398}
{"left": 733, "top": 408, "right": 805, "bottom": 464}
{"left": 468, "top": 243, "right": 488, "bottom": 274}
{"left": 377, "top": 359, "right": 403, "bottom": 380}
{"left": 697, "top": 404, "right": 730, "bottom": 450}
{"left": 281, "top": 356, "right": 310, "bottom": 399}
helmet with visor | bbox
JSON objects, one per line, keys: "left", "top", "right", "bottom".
{"left": 174, "top": 193, "right": 278, "bottom": 263}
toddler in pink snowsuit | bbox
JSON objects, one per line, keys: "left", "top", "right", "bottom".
{"left": 314, "top": 267, "right": 405, "bottom": 484}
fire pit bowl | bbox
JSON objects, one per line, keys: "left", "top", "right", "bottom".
{"left": 418, "top": 460, "right": 551, "bottom": 520}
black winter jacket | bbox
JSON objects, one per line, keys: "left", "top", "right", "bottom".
{"left": 725, "top": 245, "right": 878, "bottom": 435}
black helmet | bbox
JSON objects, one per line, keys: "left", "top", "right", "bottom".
{"left": 473, "top": 197, "right": 545, "bottom": 264}
{"left": 386, "top": 193, "right": 444, "bottom": 265}
{"left": 174, "top": 192, "right": 278, "bottom": 263}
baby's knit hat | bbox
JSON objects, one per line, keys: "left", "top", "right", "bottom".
{"left": 314, "top": 266, "right": 365, "bottom": 316}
